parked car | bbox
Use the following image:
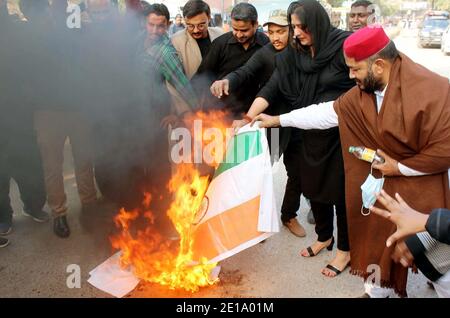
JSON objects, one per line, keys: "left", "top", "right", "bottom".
{"left": 441, "top": 25, "right": 450, "bottom": 55}
{"left": 418, "top": 15, "right": 449, "bottom": 48}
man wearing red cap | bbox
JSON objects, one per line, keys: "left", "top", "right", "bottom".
{"left": 252, "top": 26, "right": 450, "bottom": 297}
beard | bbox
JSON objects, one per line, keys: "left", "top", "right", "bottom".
{"left": 357, "top": 70, "right": 384, "bottom": 93}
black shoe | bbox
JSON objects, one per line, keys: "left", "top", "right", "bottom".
{"left": 0, "top": 236, "right": 9, "bottom": 248}
{"left": 23, "top": 209, "right": 49, "bottom": 223}
{"left": 0, "top": 220, "right": 12, "bottom": 236}
{"left": 53, "top": 215, "right": 70, "bottom": 238}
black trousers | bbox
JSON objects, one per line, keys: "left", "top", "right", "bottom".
{"left": 280, "top": 132, "right": 304, "bottom": 223}
{"left": 310, "top": 201, "right": 349, "bottom": 252}
{"left": 0, "top": 132, "right": 46, "bottom": 223}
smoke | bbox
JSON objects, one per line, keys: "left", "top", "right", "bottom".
{"left": 0, "top": 0, "right": 174, "bottom": 212}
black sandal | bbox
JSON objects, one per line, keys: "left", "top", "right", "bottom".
{"left": 302, "top": 237, "right": 334, "bottom": 257}
{"left": 322, "top": 261, "right": 350, "bottom": 277}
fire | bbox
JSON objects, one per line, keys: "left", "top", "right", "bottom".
{"left": 110, "top": 110, "right": 233, "bottom": 293}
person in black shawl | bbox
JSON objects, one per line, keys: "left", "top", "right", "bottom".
{"left": 240, "top": 0, "right": 355, "bottom": 277}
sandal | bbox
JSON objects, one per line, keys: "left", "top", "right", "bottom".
{"left": 301, "top": 237, "right": 334, "bottom": 257}
{"left": 322, "top": 261, "right": 350, "bottom": 277}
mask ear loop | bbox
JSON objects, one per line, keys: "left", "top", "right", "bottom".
{"left": 361, "top": 163, "right": 376, "bottom": 217}
{"left": 361, "top": 205, "right": 371, "bottom": 216}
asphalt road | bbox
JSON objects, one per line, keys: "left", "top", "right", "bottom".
{"left": 0, "top": 28, "right": 448, "bottom": 298}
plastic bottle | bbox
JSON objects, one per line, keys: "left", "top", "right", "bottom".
{"left": 349, "top": 146, "right": 385, "bottom": 164}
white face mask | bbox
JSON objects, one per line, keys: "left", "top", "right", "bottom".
{"left": 360, "top": 166, "right": 385, "bottom": 216}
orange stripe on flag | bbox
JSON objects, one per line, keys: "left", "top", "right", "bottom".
{"left": 192, "top": 196, "right": 262, "bottom": 261}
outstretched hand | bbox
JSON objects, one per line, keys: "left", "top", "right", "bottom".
{"left": 369, "top": 190, "right": 428, "bottom": 247}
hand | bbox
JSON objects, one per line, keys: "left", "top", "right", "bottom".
{"left": 210, "top": 79, "right": 230, "bottom": 98}
{"left": 250, "top": 113, "right": 281, "bottom": 128}
{"left": 160, "top": 114, "right": 181, "bottom": 129}
{"left": 391, "top": 240, "right": 414, "bottom": 268}
{"left": 369, "top": 190, "right": 428, "bottom": 247}
{"left": 372, "top": 149, "right": 401, "bottom": 176}
{"left": 231, "top": 118, "right": 250, "bottom": 135}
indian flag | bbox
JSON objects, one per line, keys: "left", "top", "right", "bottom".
{"left": 192, "top": 124, "right": 280, "bottom": 264}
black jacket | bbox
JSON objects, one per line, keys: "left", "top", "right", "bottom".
{"left": 225, "top": 43, "right": 291, "bottom": 159}
{"left": 405, "top": 209, "right": 450, "bottom": 282}
{"left": 192, "top": 31, "right": 269, "bottom": 116}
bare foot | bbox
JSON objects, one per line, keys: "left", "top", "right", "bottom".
{"left": 300, "top": 237, "right": 333, "bottom": 257}
{"left": 321, "top": 250, "right": 350, "bottom": 278}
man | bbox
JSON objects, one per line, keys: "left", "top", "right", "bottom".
{"left": 171, "top": 0, "right": 223, "bottom": 79}
{"left": 0, "top": 0, "right": 49, "bottom": 243}
{"left": 192, "top": 2, "right": 269, "bottom": 116}
{"left": 169, "top": 0, "right": 223, "bottom": 118}
{"left": 139, "top": 3, "right": 198, "bottom": 124}
{"left": 371, "top": 190, "right": 450, "bottom": 298}
{"left": 210, "top": 9, "right": 289, "bottom": 101}
{"left": 169, "top": 13, "right": 185, "bottom": 36}
{"left": 131, "top": 3, "right": 197, "bottom": 236}
{"left": 348, "top": 0, "right": 374, "bottom": 32}
{"left": 32, "top": 0, "right": 99, "bottom": 238}
{"left": 252, "top": 26, "right": 450, "bottom": 297}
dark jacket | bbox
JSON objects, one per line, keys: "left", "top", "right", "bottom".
{"left": 426, "top": 208, "right": 450, "bottom": 244}
{"left": 405, "top": 209, "right": 450, "bottom": 282}
{"left": 192, "top": 31, "right": 269, "bottom": 116}
{"left": 225, "top": 43, "right": 291, "bottom": 159}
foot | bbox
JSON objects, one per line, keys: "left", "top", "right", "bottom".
{"left": 0, "top": 220, "right": 12, "bottom": 236}
{"left": 23, "top": 209, "right": 49, "bottom": 223}
{"left": 300, "top": 237, "right": 333, "bottom": 257}
{"left": 284, "top": 218, "right": 306, "bottom": 237}
{"left": 321, "top": 250, "right": 350, "bottom": 278}
{"left": 53, "top": 215, "right": 70, "bottom": 238}
{"left": 0, "top": 236, "right": 9, "bottom": 248}
{"left": 307, "top": 209, "right": 315, "bottom": 224}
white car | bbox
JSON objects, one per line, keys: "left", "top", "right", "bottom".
{"left": 442, "top": 25, "right": 450, "bottom": 55}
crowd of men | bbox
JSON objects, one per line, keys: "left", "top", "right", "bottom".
{"left": 0, "top": 0, "right": 449, "bottom": 298}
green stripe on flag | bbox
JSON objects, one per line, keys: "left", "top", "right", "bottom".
{"left": 213, "top": 131, "right": 262, "bottom": 179}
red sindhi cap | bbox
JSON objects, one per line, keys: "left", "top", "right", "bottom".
{"left": 344, "top": 26, "right": 390, "bottom": 61}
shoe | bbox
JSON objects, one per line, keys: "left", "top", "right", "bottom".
{"left": 307, "top": 209, "right": 315, "bottom": 224}
{"left": 302, "top": 237, "right": 334, "bottom": 257}
{"left": 0, "top": 236, "right": 9, "bottom": 248}
{"left": 283, "top": 218, "right": 306, "bottom": 237}
{"left": 53, "top": 215, "right": 70, "bottom": 238}
{"left": 322, "top": 261, "right": 350, "bottom": 278}
{"left": 0, "top": 221, "right": 12, "bottom": 236}
{"left": 23, "top": 209, "right": 49, "bottom": 223}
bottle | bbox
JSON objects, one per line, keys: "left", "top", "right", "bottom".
{"left": 349, "top": 146, "right": 385, "bottom": 164}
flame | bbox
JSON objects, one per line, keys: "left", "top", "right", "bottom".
{"left": 110, "top": 110, "right": 232, "bottom": 293}
{"left": 184, "top": 110, "right": 233, "bottom": 168}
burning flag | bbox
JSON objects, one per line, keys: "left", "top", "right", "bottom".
{"left": 191, "top": 124, "right": 279, "bottom": 263}
{"left": 88, "top": 121, "right": 279, "bottom": 297}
